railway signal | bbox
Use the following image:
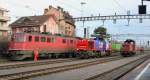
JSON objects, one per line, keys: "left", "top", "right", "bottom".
{"left": 139, "top": 5, "right": 146, "bottom": 14}
{"left": 139, "top": 0, "right": 150, "bottom": 14}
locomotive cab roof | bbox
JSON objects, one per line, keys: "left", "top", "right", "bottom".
{"left": 124, "top": 39, "right": 135, "bottom": 43}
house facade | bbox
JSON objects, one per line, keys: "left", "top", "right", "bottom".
{"left": 10, "top": 6, "right": 76, "bottom": 37}
{"left": 0, "top": 7, "right": 9, "bottom": 38}
{"left": 44, "top": 6, "right": 75, "bottom": 36}
{"left": 10, "top": 15, "right": 58, "bottom": 35}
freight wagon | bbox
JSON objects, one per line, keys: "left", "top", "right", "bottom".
{"left": 111, "top": 43, "right": 122, "bottom": 52}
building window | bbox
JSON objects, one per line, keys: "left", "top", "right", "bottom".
{"left": 0, "top": 32, "right": 2, "bottom": 36}
{"left": 35, "top": 36, "right": 39, "bottom": 42}
{"left": 43, "top": 25, "right": 47, "bottom": 33}
{"left": 28, "top": 36, "right": 32, "bottom": 42}
{"left": 41, "top": 37, "right": 46, "bottom": 42}
{"left": 62, "top": 39, "right": 66, "bottom": 43}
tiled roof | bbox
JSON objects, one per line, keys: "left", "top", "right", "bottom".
{"left": 10, "top": 15, "right": 52, "bottom": 27}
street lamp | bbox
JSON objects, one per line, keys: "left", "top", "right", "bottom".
{"left": 80, "top": 2, "right": 86, "bottom": 17}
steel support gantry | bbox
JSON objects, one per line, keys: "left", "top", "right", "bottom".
{"left": 110, "top": 34, "right": 150, "bottom": 37}
{"left": 71, "top": 14, "right": 150, "bottom": 22}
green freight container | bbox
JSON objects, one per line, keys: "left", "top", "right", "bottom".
{"left": 111, "top": 43, "right": 122, "bottom": 51}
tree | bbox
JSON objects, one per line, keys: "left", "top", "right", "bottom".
{"left": 94, "top": 26, "right": 107, "bottom": 35}
{"left": 93, "top": 26, "right": 110, "bottom": 39}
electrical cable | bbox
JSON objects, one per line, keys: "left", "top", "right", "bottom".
{"left": 113, "top": 0, "right": 127, "bottom": 12}
{"left": 3, "top": 0, "right": 41, "bottom": 13}
{"left": 55, "top": 0, "right": 81, "bottom": 12}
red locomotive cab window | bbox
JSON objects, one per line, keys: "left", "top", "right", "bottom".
{"left": 47, "top": 37, "right": 51, "bottom": 43}
{"left": 62, "top": 39, "right": 66, "bottom": 44}
{"left": 35, "top": 36, "right": 39, "bottom": 42}
{"left": 70, "top": 40, "right": 73, "bottom": 44}
{"left": 88, "top": 41, "right": 94, "bottom": 49}
{"left": 28, "top": 36, "right": 32, "bottom": 42}
{"left": 51, "top": 37, "right": 55, "bottom": 43}
{"left": 67, "top": 39, "right": 70, "bottom": 44}
{"left": 13, "top": 34, "right": 26, "bottom": 42}
{"left": 41, "top": 37, "right": 46, "bottom": 42}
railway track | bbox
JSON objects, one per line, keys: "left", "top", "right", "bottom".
{"left": 85, "top": 54, "right": 150, "bottom": 80}
{"left": 0, "top": 58, "right": 78, "bottom": 70}
{"left": 0, "top": 56, "right": 122, "bottom": 80}
{"left": 0, "top": 51, "right": 146, "bottom": 70}
{"left": 0, "top": 54, "right": 119, "bottom": 70}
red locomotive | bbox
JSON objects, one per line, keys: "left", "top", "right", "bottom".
{"left": 9, "top": 33, "right": 138, "bottom": 60}
{"left": 8, "top": 33, "right": 78, "bottom": 60}
{"left": 120, "top": 39, "right": 136, "bottom": 57}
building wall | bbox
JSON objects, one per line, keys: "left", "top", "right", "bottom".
{"left": 11, "top": 6, "right": 75, "bottom": 37}
{"left": 12, "top": 17, "right": 58, "bottom": 35}
{"left": 44, "top": 6, "right": 75, "bottom": 37}
{"left": 0, "top": 7, "right": 9, "bottom": 38}
{"left": 40, "top": 17, "right": 58, "bottom": 34}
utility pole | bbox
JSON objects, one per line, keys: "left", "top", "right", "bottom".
{"left": 142, "top": 0, "right": 144, "bottom": 5}
{"left": 87, "top": 26, "right": 90, "bottom": 39}
{"left": 80, "top": 2, "right": 86, "bottom": 38}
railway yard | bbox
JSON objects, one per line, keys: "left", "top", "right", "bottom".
{"left": 1, "top": 0, "right": 150, "bottom": 80}
{"left": 0, "top": 52, "right": 149, "bottom": 80}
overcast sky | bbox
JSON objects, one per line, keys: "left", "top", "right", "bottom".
{"left": 1, "top": 0, "right": 150, "bottom": 41}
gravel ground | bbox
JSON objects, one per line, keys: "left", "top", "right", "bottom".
{"left": 30, "top": 54, "right": 149, "bottom": 80}
{"left": 0, "top": 57, "right": 117, "bottom": 76}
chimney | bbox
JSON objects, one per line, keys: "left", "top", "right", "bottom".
{"left": 49, "top": 5, "right": 52, "bottom": 9}
{"left": 44, "top": 8, "right": 48, "bottom": 14}
{"left": 57, "top": 6, "right": 63, "bottom": 12}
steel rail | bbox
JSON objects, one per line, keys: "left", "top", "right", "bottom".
{"left": 0, "top": 58, "right": 77, "bottom": 70}
{"left": 85, "top": 54, "right": 150, "bottom": 80}
{"left": 0, "top": 56, "right": 122, "bottom": 80}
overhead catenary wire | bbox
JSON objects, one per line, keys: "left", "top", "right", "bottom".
{"left": 1, "top": 0, "right": 43, "bottom": 20}
{"left": 55, "top": 0, "right": 82, "bottom": 12}
{"left": 2, "top": 0, "right": 41, "bottom": 13}
{"left": 113, "top": 0, "right": 127, "bottom": 12}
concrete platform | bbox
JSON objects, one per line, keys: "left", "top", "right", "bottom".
{"left": 119, "top": 58, "right": 150, "bottom": 80}
{"left": 135, "top": 63, "right": 150, "bottom": 80}
{"left": 30, "top": 54, "right": 148, "bottom": 80}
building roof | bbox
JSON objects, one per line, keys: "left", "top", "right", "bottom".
{"left": 0, "top": 7, "right": 9, "bottom": 12}
{"left": 10, "top": 15, "right": 54, "bottom": 27}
